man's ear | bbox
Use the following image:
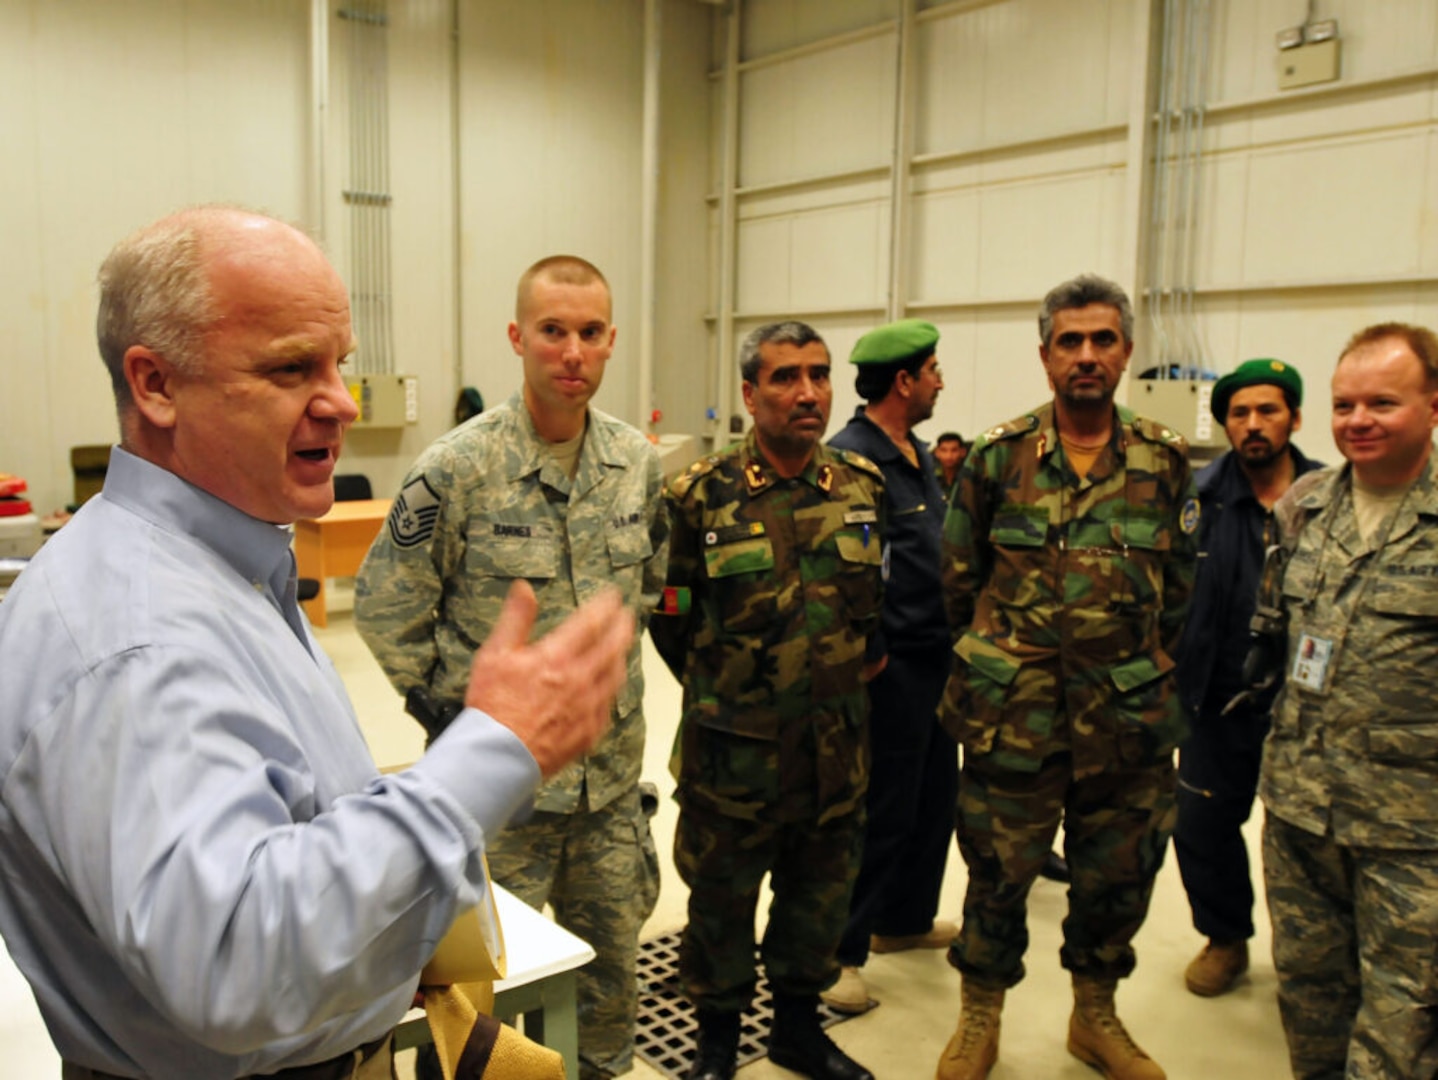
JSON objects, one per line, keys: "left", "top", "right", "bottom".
{"left": 124, "top": 346, "right": 179, "bottom": 430}
{"left": 508, "top": 322, "right": 523, "bottom": 357}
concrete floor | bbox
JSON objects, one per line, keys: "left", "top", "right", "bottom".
{"left": 321, "top": 606, "right": 1294, "bottom": 1080}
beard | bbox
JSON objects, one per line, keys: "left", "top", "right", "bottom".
{"left": 1238, "top": 436, "right": 1286, "bottom": 468}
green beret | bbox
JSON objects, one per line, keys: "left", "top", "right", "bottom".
{"left": 1211, "top": 358, "right": 1303, "bottom": 422}
{"left": 849, "top": 319, "right": 939, "bottom": 366}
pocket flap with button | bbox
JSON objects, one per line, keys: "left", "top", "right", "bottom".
{"left": 1368, "top": 579, "right": 1438, "bottom": 618}
{"left": 1109, "top": 651, "right": 1175, "bottom": 693}
{"left": 607, "top": 523, "right": 654, "bottom": 568}
{"left": 704, "top": 536, "right": 775, "bottom": 578}
{"left": 1367, "top": 723, "right": 1438, "bottom": 761}
{"left": 956, "top": 632, "right": 1022, "bottom": 687}
{"left": 989, "top": 504, "right": 1049, "bottom": 548}
{"left": 835, "top": 530, "right": 882, "bottom": 566}
{"left": 468, "top": 530, "right": 561, "bottom": 579}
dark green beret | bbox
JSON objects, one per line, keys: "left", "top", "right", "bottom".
{"left": 1211, "top": 358, "right": 1303, "bottom": 422}
{"left": 849, "top": 319, "right": 939, "bottom": 366}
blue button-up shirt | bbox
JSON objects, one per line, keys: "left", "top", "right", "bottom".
{"left": 0, "top": 448, "right": 537, "bottom": 1078}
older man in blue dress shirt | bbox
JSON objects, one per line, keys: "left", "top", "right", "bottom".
{"left": 0, "top": 206, "right": 632, "bottom": 1080}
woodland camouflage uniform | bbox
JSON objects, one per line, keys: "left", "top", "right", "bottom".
{"left": 650, "top": 431, "right": 885, "bottom": 1012}
{"left": 938, "top": 400, "right": 1198, "bottom": 988}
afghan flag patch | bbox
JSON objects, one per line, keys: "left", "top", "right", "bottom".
{"left": 658, "top": 586, "right": 691, "bottom": 615}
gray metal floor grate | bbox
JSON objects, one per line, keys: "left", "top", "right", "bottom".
{"left": 634, "top": 930, "right": 864, "bottom": 1079}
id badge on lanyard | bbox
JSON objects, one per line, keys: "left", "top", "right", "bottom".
{"left": 1289, "top": 633, "right": 1335, "bottom": 693}
{"left": 1288, "top": 481, "right": 1407, "bottom": 697}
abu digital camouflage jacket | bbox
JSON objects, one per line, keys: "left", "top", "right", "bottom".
{"left": 354, "top": 392, "right": 668, "bottom": 814}
{"left": 1260, "top": 457, "right": 1438, "bottom": 849}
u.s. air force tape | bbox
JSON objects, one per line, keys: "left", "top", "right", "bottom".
{"left": 387, "top": 475, "right": 442, "bottom": 548}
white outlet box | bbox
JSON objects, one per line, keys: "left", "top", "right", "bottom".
{"left": 1278, "top": 39, "right": 1340, "bottom": 90}
{"left": 403, "top": 376, "right": 419, "bottom": 423}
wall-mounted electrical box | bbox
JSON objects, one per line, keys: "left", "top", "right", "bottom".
{"left": 1132, "top": 378, "right": 1226, "bottom": 455}
{"left": 346, "top": 375, "right": 415, "bottom": 428}
{"left": 1278, "top": 38, "right": 1340, "bottom": 90}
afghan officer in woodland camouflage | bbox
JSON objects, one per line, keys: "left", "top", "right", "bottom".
{"left": 934, "top": 275, "right": 1197, "bottom": 1080}
{"left": 651, "top": 320, "right": 884, "bottom": 1080}
{"left": 354, "top": 256, "right": 667, "bottom": 1080}
{"left": 1257, "top": 323, "right": 1438, "bottom": 1080}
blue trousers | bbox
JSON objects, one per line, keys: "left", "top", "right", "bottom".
{"left": 837, "top": 647, "right": 957, "bottom": 967}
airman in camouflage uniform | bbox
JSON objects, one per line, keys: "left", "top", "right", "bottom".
{"left": 651, "top": 321, "right": 883, "bottom": 1080}
{"left": 355, "top": 256, "right": 667, "bottom": 1080}
{"left": 935, "top": 275, "right": 1197, "bottom": 1080}
{"left": 1257, "top": 323, "right": 1438, "bottom": 1080}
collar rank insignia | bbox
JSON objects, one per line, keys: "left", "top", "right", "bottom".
{"left": 744, "top": 461, "right": 766, "bottom": 493}
{"left": 817, "top": 464, "right": 834, "bottom": 493}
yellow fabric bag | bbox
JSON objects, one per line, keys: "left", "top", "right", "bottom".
{"left": 419, "top": 864, "right": 564, "bottom": 1080}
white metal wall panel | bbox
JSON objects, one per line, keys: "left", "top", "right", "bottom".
{"left": 1208, "top": 0, "right": 1438, "bottom": 105}
{"left": 978, "top": 171, "right": 1129, "bottom": 296}
{"left": 790, "top": 203, "right": 890, "bottom": 311}
{"left": 1238, "top": 83, "right": 1435, "bottom": 153}
{"left": 925, "top": 310, "right": 1055, "bottom": 439}
{"left": 1203, "top": 284, "right": 1438, "bottom": 464}
{"left": 913, "top": 10, "right": 987, "bottom": 156}
{"left": 737, "top": 34, "right": 897, "bottom": 189}
{"left": 1240, "top": 133, "right": 1431, "bottom": 285}
{"left": 909, "top": 189, "right": 983, "bottom": 303}
{"left": 741, "top": 0, "right": 898, "bottom": 58}
{"left": 332, "top": 0, "right": 461, "bottom": 504}
{"left": 909, "top": 133, "right": 1129, "bottom": 303}
{"left": 654, "top": 1, "right": 722, "bottom": 440}
{"left": 0, "top": 0, "right": 310, "bottom": 516}
{"left": 456, "top": 1, "right": 646, "bottom": 422}
{"left": 914, "top": 0, "right": 1131, "bottom": 156}
{"left": 0, "top": 1, "right": 56, "bottom": 508}
{"left": 912, "top": 131, "right": 1129, "bottom": 193}
{"left": 735, "top": 200, "right": 889, "bottom": 314}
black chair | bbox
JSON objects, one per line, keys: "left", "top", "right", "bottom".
{"left": 333, "top": 474, "right": 373, "bottom": 502}
{"left": 298, "top": 474, "right": 373, "bottom": 604}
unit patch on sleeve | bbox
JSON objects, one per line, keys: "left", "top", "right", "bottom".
{"left": 658, "top": 586, "right": 691, "bottom": 616}
{"left": 1180, "top": 496, "right": 1201, "bottom": 535}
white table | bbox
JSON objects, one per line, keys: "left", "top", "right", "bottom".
{"left": 395, "top": 885, "right": 596, "bottom": 1079}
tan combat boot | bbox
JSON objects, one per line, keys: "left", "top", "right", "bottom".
{"left": 934, "top": 979, "right": 1004, "bottom": 1080}
{"left": 1067, "top": 976, "right": 1165, "bottom": 1080}
{"left": 1184, "top": 939, "right": 1248, "bottom": 997}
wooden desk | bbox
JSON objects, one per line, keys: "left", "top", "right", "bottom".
{"left": 395, "top": 886, "right": 596, "bottom": 1079}
{"left": 294, "top": 498, "right": 391, "bottom": 628}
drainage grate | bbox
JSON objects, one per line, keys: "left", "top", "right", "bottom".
{"left": 634, "top": 930, "right": 865, "bottom": 1079}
